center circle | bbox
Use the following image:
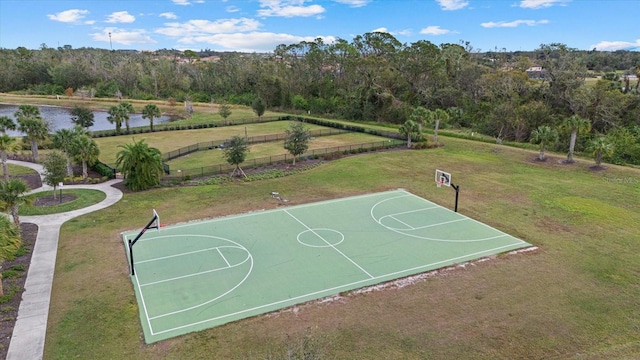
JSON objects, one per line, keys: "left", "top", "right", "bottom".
{"left": 297, "top": 228, "right": 345, "bottom": 248}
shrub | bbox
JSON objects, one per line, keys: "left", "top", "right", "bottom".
{"left": 92, "top": 162, "right": 116, "bottom": 178}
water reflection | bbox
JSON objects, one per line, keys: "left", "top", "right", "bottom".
{"left": 0, "top": 104, "right": 179, "bottom": 136}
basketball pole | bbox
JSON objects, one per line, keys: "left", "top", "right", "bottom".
{"left": 451, "top": 183, "right": 460, "bottom": 212}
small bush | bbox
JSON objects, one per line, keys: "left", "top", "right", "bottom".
{"left": 411, "top": 141, "right": 430, "bottom": 149}
{"left": 92, "top": 162, "right": 116, "bottom": 179}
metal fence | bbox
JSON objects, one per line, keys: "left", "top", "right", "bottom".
{"left": 91, "top": 115, "right": 285, "bottom": 138}
{"left": 161, "top": 128, "right": 349, "bottom": 161}
{"left": 162, "top": 139, "right": 406, "bottom": 180}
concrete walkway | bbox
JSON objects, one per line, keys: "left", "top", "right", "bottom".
{"left": 5, "top": 160, "right": 123, "bottom": 360}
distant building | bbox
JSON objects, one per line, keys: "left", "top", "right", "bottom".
{"left": 200, "top": 56, "right": 220, "bottom": 63}
{"left": 526, "top": 66, "right": 546, "bottom": 80}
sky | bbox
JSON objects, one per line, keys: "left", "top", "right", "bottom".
{"left": 1, "top": 0, "right": 638, "bottom": 53}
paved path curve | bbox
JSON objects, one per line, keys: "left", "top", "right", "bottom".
{"left": 5, "top": 160, "right": 123, "bottom": 360}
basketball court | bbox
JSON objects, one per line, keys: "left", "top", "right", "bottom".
{"left": 122, "top": 187, "right": 531, "bottom": 343}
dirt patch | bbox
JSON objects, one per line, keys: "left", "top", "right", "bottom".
{"left": 0, "top": 222, "right": 37, "bottom": 359}
{"left": 13, "top": 173, "right": 42, "bottom": 190}
{"left": 34, "top": 194, "right": 77, "bottom": 206}
{"left": 589, "top": 165, "right": 608, "bottom": 171}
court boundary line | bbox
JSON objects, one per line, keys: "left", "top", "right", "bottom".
{"left": 217, "top": 248, "right": 231, "bottom": 267}
{"left": 388, "top": 215, "right": 415, "bottom": 230}
{"left": 371, "top": 193, "right": 511, "bottom": 242}
{"left": 136, "top": 246, "right": 223, "bottom": 264}
{"left": 130, "top": 234, "right": 255, "bottom": 332}
{"left": 148, "top": 241, "right": 527, "bottom": 338}
{"left": 140, "top": 251, "right": 249, "bottom": 288}
{"left": 283, "top": 209, "right": 374, "bottom": 279}
{"left": 126, "top": 189, "right": 530, "bottom": 341}
{"left": 130, "top": 190, "right": 407, "bottom": 236}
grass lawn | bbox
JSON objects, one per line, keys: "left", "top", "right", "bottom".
{"left": 44, "top": 136, "right": 640, "bottom": 359}
{"left": 20, "top": 189, "right": 106, "bottom": 216}
{"left": 3, "top": 164, "right": 38, "bottom": 176}
{"left": 166, "top": 132, "right": 392, "bottom": 171}
{"left": 94, "top": 122, "right": 328, "bottom": 164}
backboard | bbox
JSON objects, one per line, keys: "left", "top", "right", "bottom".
{"left": 435, "top": 169, "right": 451, "bottom": 187}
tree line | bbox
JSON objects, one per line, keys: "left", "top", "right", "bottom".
{"left": 1, "top": 34, "right": 639, "bottom": 164}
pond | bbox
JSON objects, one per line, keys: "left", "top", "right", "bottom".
{"left": 0, "top": 104, "right": 180, "bottom": 137}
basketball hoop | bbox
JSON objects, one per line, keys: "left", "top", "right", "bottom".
{"left": 435, "top": 169, "right": 451, "bottom": 188}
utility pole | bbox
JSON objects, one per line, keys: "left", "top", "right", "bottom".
{"left": 109, "top": 32, "right": 112, "bottom": 50}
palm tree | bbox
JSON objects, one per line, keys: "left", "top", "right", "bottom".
{"left": 0, "top": 215, "right": 22, "bottom": 296}
{"left": 69, "top": 105, "right": 95, "bottom": 129}
{"left": 70, "top": 135, "right": 100, "bottom": 179}
{"left": 15, "top": 105, "right": 49, "bottom": 161}
{"left": 561, "top": 115, "right": 591, "bottom": 163}
{"left": 115, "top": 139, "right": 164, "bottom": 191}
{"left": 588, "top": 136, "right": 614, "bottom": 168}
{"left": 142, "top": 104, "right": 162, "bottom": 132}
{"left": 107, "top": 105, "right": 126, "bottom": 134}
{"left": 0, "top": 116, "right": 16, "bottom": 134}
{"left": 120, "top": 102, "right": 135, "bottom": 133}
{"left": 0, "top": 179, "right": 31, "bottom": 226}
{"left": 52, "top": 128, "right": 78, "bottom": 176}
{"left": 0, "top": 135, "right": 21, "bottom": 181}
{"left": 530, "top": 125, "right": 558, "bottom": 161}
{"left": 399, "top": 119, "right": 421, "bottom": 148}
{"left": 409, "top": 106, "right": 429, "bottom": 133}
{"left": 425, "top": 108, "right": 450, "bottom": 145}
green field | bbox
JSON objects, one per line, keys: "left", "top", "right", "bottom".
{"left": 165, "top": 132, "right": 391, "bottom": 171}
{"left": 94, "top": 121, "right": 329, "bottom": 164}
{"left": 43, "top": 133, "right": 640, "bottom": 359}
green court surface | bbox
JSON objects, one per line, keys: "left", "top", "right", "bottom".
{"left": 122, "top": 189, "right": 531, "bottom": 343}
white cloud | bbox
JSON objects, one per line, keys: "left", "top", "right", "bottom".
{"left": 590, "top": 39, "right": 640, "bottom": 51}
{"left": 436, "top": 0, "right": 469, "bottom": 10}
{"left": 85, "top": 20, "right": 95, "bottom": 25}
{"left": 47, "top": 9, "right": 89, "bottom": 23}
{"left": 332, "top": 0, "right": 371, "bottom": 7}
{"left": 172, "top": 0, "right": 205, "bottom": 5}
{"left": 258, "top": 0, "right": 325, "bottom": 17}
{"left": 481, "top": 19, "right": 549, "bottom": 28}
{"left": 179, "top": 32, "right": 337, "bottom": 52}
{"left": 520, "top": 0, "right": 571, "bottom": 9}
{"left": 371, "top": 27, "right": 412, "bottom": 36}
{"left": 105, "top": 11, "right": 136, "bottom": 24}
{"left": 226, "top": 5, "right": 240, "bottom": 13}
{"left": 160, "top": 12, "right": 178, "bottom": 19}
{"left": 420, "top": 25, "right": 451, "bottom": 35}
{"left": 156, "top": 18, "right": 261, "bottom": 37}
{"left": 92, "top": 28, "right": 156, "bottom": 46}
